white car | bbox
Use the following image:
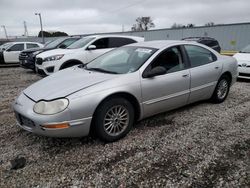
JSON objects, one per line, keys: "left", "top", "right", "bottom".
{"left": 0, "top": 42, "right": 43, "bottom": 63}
{"left": 233, "top": 44, "right": 250, "bottom": 79}
{"left": 35, "top": 35, "right": 144, "bottom": 75}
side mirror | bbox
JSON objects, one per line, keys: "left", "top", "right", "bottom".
{"left": 87, "top": 45, "right": 96, "bottom": 50}
{"left": 6, "top": 48, "right": 11, "bottom": 52}
{"left": 143, "top": 66, "right": 167, "bottom": 78}
{"left": 2, "top": 48, "right": 5, "bottom": 51}
{"left": 58, "top": 44, "right": 67, "bottom": 49}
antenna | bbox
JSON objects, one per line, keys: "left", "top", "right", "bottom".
{"left": 23, "top": 21, "right": 29, "bottom": 36}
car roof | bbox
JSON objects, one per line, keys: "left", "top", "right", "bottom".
{"left": 85, "top": 35, "right": 144, "bottom": 41}
{"left": 127, "top": 40, "right": 197, "bottom": 49}
{"left": 182, "top": 37, "right": 217, "bottom": 41}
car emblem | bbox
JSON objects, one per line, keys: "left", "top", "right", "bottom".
{"left": 242, "top": 63, "right": 247, "bottom": 67}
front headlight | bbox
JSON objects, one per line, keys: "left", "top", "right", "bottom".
{"left": 33, "top": 98, "right": 69, "bottom": 115}
{"left": 43, "top": 54, "right": 64, "bottom": 62}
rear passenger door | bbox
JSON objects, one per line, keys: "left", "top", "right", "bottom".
{"left": 85, "top": 38, "right": 110, "bottom": 62}
{"left": 184, "top": 45, "right": 222, "bottom": 103}
{"left": 4, "top": 43, "right": 25, "bottom": 63}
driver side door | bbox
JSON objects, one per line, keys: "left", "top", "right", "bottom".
{"left": 4, "top": 43, "right": 25, "bottom": 63}
{"left": 85, "top": 38, "right": 111, "bottom": 63}
{"left": 141, "top": 46, "right": 191, "bottom": 118}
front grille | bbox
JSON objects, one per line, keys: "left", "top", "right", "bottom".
{"left": 239, "top": 73, "right": 250, "bottom": 77}
{"left": 17, "top": 113, "right": 35, "bottom": 128}
{"left": 36, "top": 57, "right": 43, "bottom": 65}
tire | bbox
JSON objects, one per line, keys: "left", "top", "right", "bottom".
{"left": 211, "top": 75, "right": 231, "bottom": 103}
{"left": 93, "top": 97, "right": 134, "bottom": 142}
{"left": 60, "top": 62, "right": 82, "bottom": 70}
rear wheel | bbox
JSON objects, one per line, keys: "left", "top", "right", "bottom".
{"left": 93, "top": 98, "right": 134, "bottom": 142}
{"left": 211, "top": 75, "right": 231, "bottom": 103}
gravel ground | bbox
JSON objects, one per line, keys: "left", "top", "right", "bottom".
{"left": 0, "top": 67, "right": 249, "bottom": 187}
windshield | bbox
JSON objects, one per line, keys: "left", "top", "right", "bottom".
{"left": 240, "top": 45, "right": 250, "bottom": 53}
{"left": 85, "top": 46, "right": 157, "bottom": 74}
{"left": 45, "top": 38, "right": 67, "bottom": 48}
{"left": 0, "top": 42, "right": 12, "bottom": 50}
{"left": 67, "top": 37, "right": 94, "bottom": 49}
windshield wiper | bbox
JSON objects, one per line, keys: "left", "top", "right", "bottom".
{"left": 85, "top": 67, "right": 118, "bottom": 74}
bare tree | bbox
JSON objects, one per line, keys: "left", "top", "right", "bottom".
{"left": 171, "top": 23, "right": 184, "bottom": 29}
{"left": 205, "top": 22, "right": 215, "bottom": 27}
{"left": 131, "top": 17, "right": 155, "bottom": 31}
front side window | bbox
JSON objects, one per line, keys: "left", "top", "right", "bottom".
{"left": 85, "top": 46, "right": 157, "bottom": 74}
{"left": 184, "top": 45, "right": 216, "bottom": 68}
{"left": 27, "top": 43, "right": 39, "bottom": 49}
{"left": 91, "top": 38, "right": 109, "bottom": 49}
{"left": 8, "top": 43, "right": 24, "bottom": 51}
{"left": 148, "top": 46, "right": 184, "bottom": 74}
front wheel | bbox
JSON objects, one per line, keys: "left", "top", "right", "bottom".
{"left": 93, "top": 98, "right": 134, "bottom": 142}
{"left": 211, "top": 75, "right": 231, "bottom": 103}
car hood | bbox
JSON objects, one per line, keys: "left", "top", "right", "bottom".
{"left": 23, "top": 67, "right": 118, "bottom": 101}
{"left": 37, "top": 48, "right": 77, "bottom": 58}
{"left": 21, "top": 47, "right": 55, "bottom": 54}
{"left": 233, "top": 53, "right": 250, "bottom": 63}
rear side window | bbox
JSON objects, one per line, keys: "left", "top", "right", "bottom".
{"left": 92, "top": 38, "right": 109, "bottom": 49}
{"left": 184, "top": 45, "right": 217, "bottom": 68}
{"left": 8, "top": 43, "right": 24, "bottom": 51}
{"left": 108, "top": 37, "right": 136, "bottom": 48}
{"left": 27, "top": 43, "right": 39, "bottom": 49}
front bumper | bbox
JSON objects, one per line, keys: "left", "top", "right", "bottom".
{"left": 36, "top": 60, "right": 58, "bottom": 76}
{"left": 238, "top": 66, "right": 250, "bottom": 79}
{"left": 20, "top": 59, "right": 35, "bottom": 70}
{"left": 13, "top": 93, "right": 92, "bottom": 137}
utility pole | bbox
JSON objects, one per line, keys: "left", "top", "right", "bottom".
{"left": 35, "top": 13, "right": 44, "bottom": 44}
{"left": 23, "top": 21, "right": 29, "bottom": 37}
{"left": 1, "top": 25, "right": 8, "bottom": 39}
{"left": 122, "top": 24, "right": 124, "bottom": 32}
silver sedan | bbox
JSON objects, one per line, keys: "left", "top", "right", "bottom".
{"left": 13, "top": 40, "right": 238, "bottom": 142}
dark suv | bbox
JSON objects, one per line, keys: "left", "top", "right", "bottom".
{"left": 182, "top": 37, "right": 221, "bottom": 53}
{"left": 19, "top": 37, "right": 81, "bottom": 71}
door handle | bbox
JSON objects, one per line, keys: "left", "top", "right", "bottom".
{"left": 182, "top": 74, "right": 189, "bottom": 77}
{"left": 215, "top": 66, "right": 219, "bottom": 69}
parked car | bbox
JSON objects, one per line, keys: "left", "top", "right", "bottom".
{"left": 19, "top": 37, "right": 81, "bottom": 71}
{"left": 35, "top": 35, "right": 144, "bottom": 76}
{"left": 13, "top": 40, "right": 238, "bottom": 142}
{"left": 233, "top": 44, "right": 250, "bottom": 79}
{"left": 0, "top": 42, "right": 43, "bottom": 64}
{"left": 182, "top": 37, "right": 221, "bottom": 53}
{"left": 0, "top": 42, "right": 13, "bottom": 51}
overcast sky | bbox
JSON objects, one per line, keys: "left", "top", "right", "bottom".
{"left": 0, "top": 0, "right": 250, "bottom": 38}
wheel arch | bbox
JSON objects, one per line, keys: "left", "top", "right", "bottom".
{"left": 92, "top": 92, "right": 141, "bottom": 123}
{"left": 220, "top": 71, "right": 232, "bottom": 85}
{"left": 59, "top": 59, "right": 84, "bottom": 70}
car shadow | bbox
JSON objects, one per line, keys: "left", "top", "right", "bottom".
{"left": 237, "top": 78, "right": 250, "bottom": 83}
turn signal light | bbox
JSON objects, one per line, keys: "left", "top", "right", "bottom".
{"left": 41, "top": 123, "right": 69, "bottom": 129}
